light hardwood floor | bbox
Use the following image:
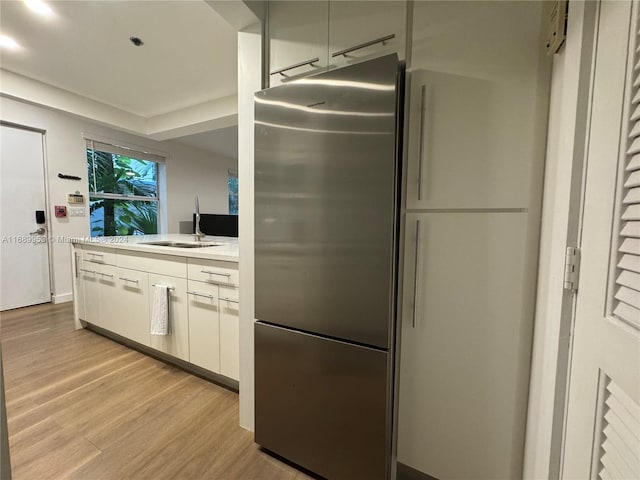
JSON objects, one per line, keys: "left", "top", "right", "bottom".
{"left": 1, "top": 302, "right": 312, "bottom": 480}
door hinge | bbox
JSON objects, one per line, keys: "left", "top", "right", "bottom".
{"left": 563, "top": 246, "right": 580, "bottom": 292}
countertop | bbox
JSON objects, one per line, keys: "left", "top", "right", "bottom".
{"left": 71, "top": 234, "right": 239, "bottom": 262}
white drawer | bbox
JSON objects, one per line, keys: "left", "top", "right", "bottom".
{"left": 117, "top": 250, "right": 187, "bottom": 278}
{"left": 82, "top": 245, "right": 117, "bottom": 266}
{"left": 218, "top": 285, "right": 239, "bottom": 304}
{"left": 188, "top": 259, "right": 239, "bottom": 287}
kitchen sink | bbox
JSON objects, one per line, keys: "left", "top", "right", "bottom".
{"left": 140, "top": 241, "right": 223, "bottom": 248}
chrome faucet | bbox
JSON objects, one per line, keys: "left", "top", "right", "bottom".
{"left": 193, "top": 196, "right": 205, "bottom": 241}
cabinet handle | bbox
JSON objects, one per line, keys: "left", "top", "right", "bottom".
{"left": 86, "top": 252, "right": 104, "bottom": 257}
{"left": 219, "top": 297, "right": 239, "bottom": 304}
{"left": 331, "top": 34, "right": 395, "bottom": 58}
{"left": 201, "top": 270, "right": 231, "bottom": 277}
{"left": 98, "top": 272, "right": 113, "bottom": 278}
{"left": 80, "top": 268, "right": 95, "bottom": 274}
{"left": 187, "top": 291, "right": 214, "bottom": 300}
{"left": 119, "top": 277, "right": 139, "bottom": 284}
{"left": 412, "top": 219, "right": 422, "bottom": 329}
{"left": 270, "top": 57, "right": 320, "bottom": 77}
{"left": 74, "top": 252, "right": 80, "bottom": 278}
{"left": 152, "top": 284, "right": 175, "bottom": 291}
{"left": 417, "top": 84, "right": 427, "bottom": 201}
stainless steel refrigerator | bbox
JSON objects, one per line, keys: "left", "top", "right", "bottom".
{"left": 254, "top": 54, "right": 403, "bottom": 480}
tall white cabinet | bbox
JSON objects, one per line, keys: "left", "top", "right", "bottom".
{"left": 263, "top": 1, "right": 549, "bottom": 478}
{"left": 398, "top": 2, "right": 548, "bottom": 479}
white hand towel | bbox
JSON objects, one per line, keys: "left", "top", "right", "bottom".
{"left": 151, "top": 285, "right": 170, "bottom": 335}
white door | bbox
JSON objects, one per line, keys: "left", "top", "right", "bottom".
{"left": 0, "top": 124, "right": 51, "bottom": 311}
{"left": 562, "top": 1, "right": 640, "bottom": 478}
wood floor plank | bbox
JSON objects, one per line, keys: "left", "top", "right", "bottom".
{"left": 1, "top": 303, "right": 313, "bottom": 480}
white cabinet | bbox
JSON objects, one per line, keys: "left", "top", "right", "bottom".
{"left": 80, "top": 265, "right": 101, "bottom": 326}
{"left": 73, "top": 244, "right": 239, "bottom": 382}
{"left": 268, "top": 0, "right": 329, "bottom": 86}
{"left": 405, "top": 1, "right": 545, "bottom": 209}
{"left": 112, "top": 268, "right": 150, "bottom": 347}
{"left": 397, "top": 212, "right": 531, "bottom": 479}
{"left": 148, "top": 274, "right": 189, "bottom": 361}
{"left": 267, "top": 0, "right": 406, "bottom": 86}
{"left": 219, "top": 296, "right": 240, "bottom": 381}
{"left": 187, "top": 280, "right": 221, "bottom": 373}
{"left": 71, "top": 245, "right": 86, "bottom": 323}
{"left": 95, "top": 265, "right": 119, "bottom": 333}
{"left": 328, "top": 1, "right": 406, "bottom": 69}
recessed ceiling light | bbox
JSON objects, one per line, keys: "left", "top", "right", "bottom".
{"left": 24, "top": 0, "right": 53, "bottom": 16}
{"left": 0, "top": 35, "right": 20, "bottom": 50}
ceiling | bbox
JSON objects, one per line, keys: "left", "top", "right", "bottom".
{"left": 0, "top": 0, "right": 238, "bottom": 118}
{"left": 175, "top": 125, "right": 238, "bottom": 159}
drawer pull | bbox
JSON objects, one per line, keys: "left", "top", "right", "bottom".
{"left": 98, "top": 272, "right": 114, "bottom": 278}
{"left": 187, "top": 292, "right": 213, "bottom": 300}
{"left": 86, "top": 252, "right": 104, "bottom": 257}
{"left": 201, "top": 270, "right": 231, "bottom": 277}
{"left": 119, "top": 277, "right": 139, "bottom": 284}
{"left": 187, "top": 291, "right": 214, "bottom": 300}
{"left": 331, "top": 34, "right": 395, "bottom": 58}
{"left": 219, "top": 297, "right": 239, "bottom": 304}
{"left": 152, "top": 284, "right": 175, "bottom": 291}
{"left": 80, "top": 269, "right": 95, "bottom": 274}
{"left": 270, "top": 57, "right": 319, "bottom": 77}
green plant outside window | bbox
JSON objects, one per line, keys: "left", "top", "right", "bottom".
{"left": 87, "top": 148, "right": 159, "bottom": 237}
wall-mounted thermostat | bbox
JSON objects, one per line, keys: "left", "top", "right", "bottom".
{"left": 68, "top": 193, "right": 85, "bottom": 204}
{"left": 55, "top": 205, "right": 67, "bottom": 218}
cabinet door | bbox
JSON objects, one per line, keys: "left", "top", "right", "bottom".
{"left": 97, "top": 265, "right": 119, "bottom": 333}
{"left": 113, "top": 268, "right": 150, "bottom": 347}
{"left": 397, "top": 212, "right": 530, "bottom": 479}
{"left": 406, "top": 1, "right": 545, "bottom": 209}
{"left": 148, "top": 274, "right": 189, "bottom": 361}
{"left": 72, "top": 245, "right": 86, "bottom": 323}
{"left": 219, "top": 297, "right": 239, "bottom": 380}
{"left": 80, "top": 266, "right": 100, "bottom": 326}
{"left": 268, "top": 0, "right": 329, "bottom": 87}
{"left": 328, "top": 1, "right": 406, "bottom": 69}
{"left": 187, "top": 280, "right": 220, "bottom": 373}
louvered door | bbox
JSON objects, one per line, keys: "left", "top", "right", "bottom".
{"left": 562, "top": 1, "right": 640, "bottom": 478}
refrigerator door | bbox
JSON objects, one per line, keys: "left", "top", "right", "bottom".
{"left": 255, "top": 321, "right": 389, "bottom": 480}
{"left": 255, "top": 54, "right": 400, "bottom": 349}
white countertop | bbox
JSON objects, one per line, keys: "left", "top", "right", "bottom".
{"left": 72, "top": 234, "right": 239, "bottom": 262}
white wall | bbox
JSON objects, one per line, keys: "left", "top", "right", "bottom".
{"left": 0, "top": 96, "right": 237, "bottom": 303}
{"left": 237, "top": 27, "right": 262, "bottom": 432}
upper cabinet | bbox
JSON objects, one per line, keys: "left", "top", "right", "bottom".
{"left": 268, "top": 1, "right": 329, "bottom": 87}
{"left": 267, "top": 0, "right": 406, "bottom": 87}
{"left": 328, "top": 1, "right": 406, "bottom": 69}
{"left": 405, "top": 1, "right": 547, "bottom": 210}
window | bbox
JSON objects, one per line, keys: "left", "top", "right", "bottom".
{"left": 86, "top": 139, "right": 163, "bottom": 237}
{"left": 228, "top": 169, "right": 238, "bottom": 215}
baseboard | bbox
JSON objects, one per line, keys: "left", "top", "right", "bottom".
{"left": 52, "top": 292, "right": 73, "bottom": 304}
{"left": 397, "top": 463, "right": 438, "bottom": 480}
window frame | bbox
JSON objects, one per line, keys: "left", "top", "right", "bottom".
{"left": 85, "top": 138, "right": 165, "bottom": 236}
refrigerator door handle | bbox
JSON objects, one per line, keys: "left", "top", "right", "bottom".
{"left": 412, "top": 219, "right": 422, "bottom": 328}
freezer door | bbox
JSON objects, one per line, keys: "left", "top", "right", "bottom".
{"left": 255, "top": 54, "right": 401, "bottom": 349}
{"left": 255, "top": 322, "right": 389, "bottom": 480}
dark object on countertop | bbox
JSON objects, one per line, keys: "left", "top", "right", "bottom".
{"left": 193, "top": 214, "right": 238, "bottom": 238}
{"left": 58, "top": 173, "right": 81, "bottom": 181}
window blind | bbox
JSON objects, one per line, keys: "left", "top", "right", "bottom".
{"left": 85, "top": 139, "right": 166, "bottom": 164}
{"left": 614, "top": 22, "right": 640, "bottom": 330}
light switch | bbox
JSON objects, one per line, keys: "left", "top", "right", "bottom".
{"left": 69, "top": 207, "right": 86, "bottom": 217}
